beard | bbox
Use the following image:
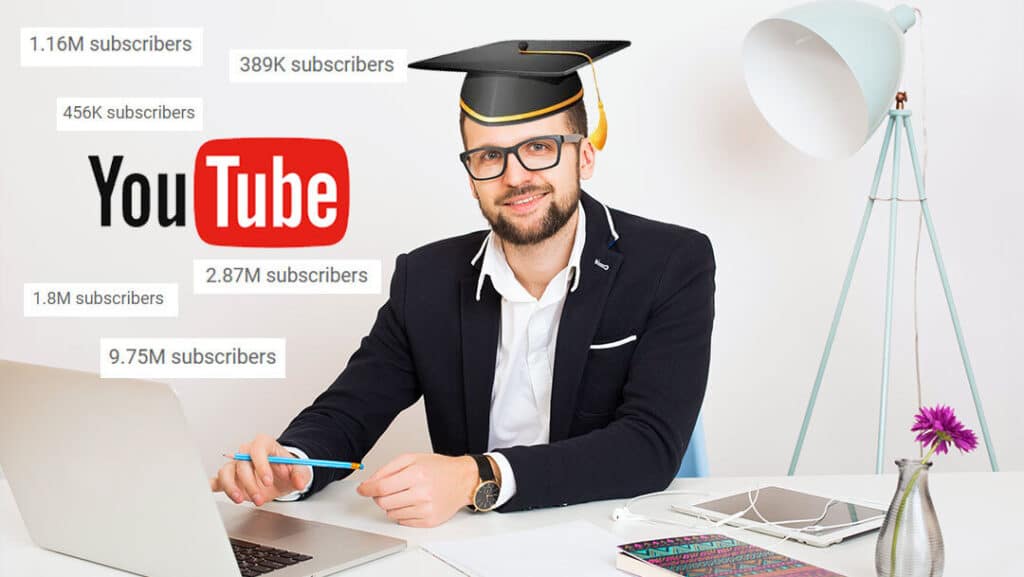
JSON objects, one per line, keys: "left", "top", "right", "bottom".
{"left": 479, "top": 182, "right": 581, "bottom": 246}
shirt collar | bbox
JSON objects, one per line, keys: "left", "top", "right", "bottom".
{"left": 471, "top": 201, "right": 587, "bottom": 302}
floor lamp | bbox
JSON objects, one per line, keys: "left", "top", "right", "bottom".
{"left": 742, "top": 0, "right": 999, "bottom": 474}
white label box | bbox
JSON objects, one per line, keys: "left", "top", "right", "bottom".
{"left": 194, "top": 259, "right": 382, "bottom": 295}
{"left": 21, "top": 28, "right": 202, "bottom": 67}
{"left": 100, "top": 338, "right": 286, "bottom": 379}
{"left": 229, "top": 49, "right": 406, "bottom": 83}
{"left": 57, "top": 97, "right": 203, "bottom": 132}
{"left": 24, "top": 283, "right": 178, "bottom": 317}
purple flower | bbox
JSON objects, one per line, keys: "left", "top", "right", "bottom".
{"left": 911, "top": 404, "right": 978, "bottom": 455}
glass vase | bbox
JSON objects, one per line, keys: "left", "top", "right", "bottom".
{"left": 875, "top": 459, "right": 944, "bottom": 577}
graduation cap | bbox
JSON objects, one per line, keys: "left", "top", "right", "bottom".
{"left": 409, "top": 40, "right": 630, "bottom": 150}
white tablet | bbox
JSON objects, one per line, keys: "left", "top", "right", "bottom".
{"left": 670, "top": 486, "right": 886, "bottom": 547}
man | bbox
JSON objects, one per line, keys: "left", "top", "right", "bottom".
{"left": 211, "top": 40, "right": 715, "bottom": 528}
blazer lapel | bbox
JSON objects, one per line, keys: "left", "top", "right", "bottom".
{"left": 459, "top": 192, "right": 622, "bottom": 448}
{"left": 460, "top": 275, "right": 500, "bottom": 454}
{"left": 548, "top": 194, "right": 623, "bottom": 442}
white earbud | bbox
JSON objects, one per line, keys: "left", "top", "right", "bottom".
{"left": 611, "top": 490, "right": 712, "bottom": 523}
{"left": 611, "top": 507, "right": 634, "bottom": 521}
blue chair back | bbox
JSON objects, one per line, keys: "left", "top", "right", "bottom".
{"left": 676, "top": 412, "right": 709, "bottom": 477}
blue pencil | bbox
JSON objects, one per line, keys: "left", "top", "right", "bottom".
{"left": 225, "top": 453, "right": 363, "bottom": 470}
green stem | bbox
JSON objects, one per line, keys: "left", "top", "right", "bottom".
{"left": 889, "top": 444, "right": 937, "bottom": 576}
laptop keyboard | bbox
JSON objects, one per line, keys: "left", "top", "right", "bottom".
{"left": 230, "top": 538, "right": 313, "bottom": 576}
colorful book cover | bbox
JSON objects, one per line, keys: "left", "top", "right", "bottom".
{"left": 618, "top": 534, "right": 844, "bottom": 577}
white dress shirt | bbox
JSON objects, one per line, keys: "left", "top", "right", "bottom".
{"left": 476, "top": 201, "right": 585, "bottom": 508}
{"left": 280, "top": 202, "right": 586, "bottom": 509}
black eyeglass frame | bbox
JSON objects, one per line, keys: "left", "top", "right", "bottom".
{"left": 458, "top": 133, "right": 585, "bottom": 181}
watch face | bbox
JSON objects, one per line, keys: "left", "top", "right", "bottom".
{"left": 474, "top": 480, "right": 500, "bottom": 511}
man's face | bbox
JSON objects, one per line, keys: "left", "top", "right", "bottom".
{"left": 462, "top": 111, "right": 595, "bottom": 246}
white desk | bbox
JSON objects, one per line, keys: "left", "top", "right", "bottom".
{"left": 2, "top": 473, "right": 1020, "bottom": 576}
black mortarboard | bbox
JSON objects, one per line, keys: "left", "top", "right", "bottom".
{"left": 409, "top": 40, "right": 630, "bottom": 149}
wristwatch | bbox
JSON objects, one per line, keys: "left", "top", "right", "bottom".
{"left": 469, "top": 454, "right": 500, "bottom": 512}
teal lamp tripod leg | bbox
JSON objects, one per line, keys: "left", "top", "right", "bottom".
{"left": 876, "top": 114, "right": 903, "bottom": 474}
{"left": 788, "top": 115, "right": 896, "bottom": 475}
{"left": 902, "top": 115, "right": 999, "bottom": 471}
{"left": 787, "top": 106, "right": 999, "bottom": 475}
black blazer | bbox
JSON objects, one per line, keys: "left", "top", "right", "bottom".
{"left": 278, "top": 191, "right": 715, "bottom": 512}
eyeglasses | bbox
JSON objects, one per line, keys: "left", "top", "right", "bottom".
{"left": 459, "top": 134, "right": 585, "bottom": 181}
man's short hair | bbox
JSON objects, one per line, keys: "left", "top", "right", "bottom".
{"left": 459, "top": 99, "right": 588, "bottom": 143}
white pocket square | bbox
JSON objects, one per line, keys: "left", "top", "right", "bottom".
{"left": 589, "top": 334, "right": 638, "bottom": 350}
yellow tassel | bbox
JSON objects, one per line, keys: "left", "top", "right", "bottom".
{"left": 518, "top": 46, "right": 609, "bottom": 150}
{"left": 589, "top": 101, "right": 607, "bottom": 150}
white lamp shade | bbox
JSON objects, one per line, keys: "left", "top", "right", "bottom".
{"left": 743, "top": 1, "right": 916, "bottom": 159}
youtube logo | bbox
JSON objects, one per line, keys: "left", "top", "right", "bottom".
{"left": 193, "top": 138, "right": 349, "bottom": 247}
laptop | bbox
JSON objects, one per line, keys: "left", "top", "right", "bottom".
{"left": 0, "top": 360, "right": 406, "bottom": 577}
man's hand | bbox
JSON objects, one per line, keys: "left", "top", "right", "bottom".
{"left": 357, "top": 453, "right": 479, "bottom": 528}
{"left": 209, "top": 434, "right": 312, "bottom": 506}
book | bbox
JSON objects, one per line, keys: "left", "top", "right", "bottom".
{"left": 617, "top": 534, "right": 844, "bottom": 577}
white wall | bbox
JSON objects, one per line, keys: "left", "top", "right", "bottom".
{"left": 2, "top": 0, "right": 1021, "bottom": 483}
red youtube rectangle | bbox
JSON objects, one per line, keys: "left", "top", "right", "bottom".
{"left": 194, "top": 138, "right": 349, "bottom": 247}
